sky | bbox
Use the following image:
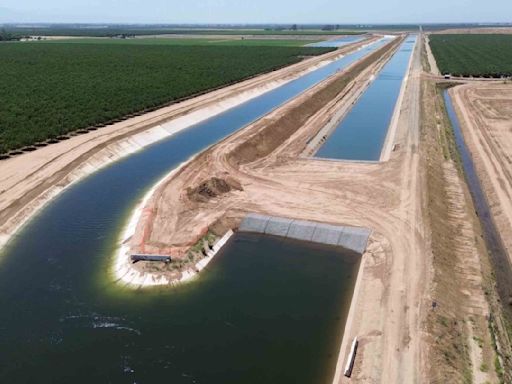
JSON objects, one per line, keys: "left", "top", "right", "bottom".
{"left": 1, "top": 0, "right": 511, "bottom": 24}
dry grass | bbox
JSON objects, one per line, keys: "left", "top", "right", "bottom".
{"left": 422, "top": 79, "right": 473, "bottom": 383}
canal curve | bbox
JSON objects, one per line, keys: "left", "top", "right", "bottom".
{"left": 0, "top": 38, "right": 391, "bottom": 383}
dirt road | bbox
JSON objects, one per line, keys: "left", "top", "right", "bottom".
{"left": 424, "top": 34, "right": 440, "bottom": 75}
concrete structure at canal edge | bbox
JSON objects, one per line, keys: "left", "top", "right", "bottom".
{"left": 239, "top": 213, "right": 372, "bottom": 254}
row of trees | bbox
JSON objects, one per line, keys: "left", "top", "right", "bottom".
{"left": 0, "top": 29, "right": 21, "bottom": 41}
{"left": 430, "top": 34, "right": 512, "bottom": 77}
{"left": 0, "top": 43, "right": 331, "bottom": 153}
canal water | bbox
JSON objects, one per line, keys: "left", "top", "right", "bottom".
{"left": 0, "top": 39, "right": 385, "bottom": 382}
{"left": 307, "top": 35, "right": 365, "bottom": 48}
{"left": 0, "top": 232, "right": 360, "bottom": 383}
{"left": 316, "top": 35, "right": 417, "bottom": 161}
{"left": 443, "top": 90, "right": 512, "bottom": 316}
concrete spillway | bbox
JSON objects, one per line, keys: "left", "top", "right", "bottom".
{"left": 239, "top": 213, "right": 371, "bottom": 254}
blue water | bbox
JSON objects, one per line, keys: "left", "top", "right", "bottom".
{"left": 307, "top": 35, "right": 365, "bottom": 48}
{"left": 0, "top": 39, "right": 388, "bottom": 383}
{"left": 316, "top": 35, "right": 417, "bottom": 161}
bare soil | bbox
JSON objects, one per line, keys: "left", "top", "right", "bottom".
{"left": 451, "top": 83, "right": 512, "bottom": 264}
{"left": 421, "top": 79, "right": 502, "bottom": 383}
{"left": 433, "top": 27, "right": 512, "bottom": 34}
{"left": 129, "top": 34, "right": 432, "bottom": 384}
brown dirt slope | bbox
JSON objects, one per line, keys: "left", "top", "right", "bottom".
{"left": 421, "top": 79, "right": 501, "bottom": 383}
{"left": 451, "top": 84, "right": 512, "bottom": 264}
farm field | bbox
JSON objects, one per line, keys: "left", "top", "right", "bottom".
{"left": 39, "top": 37, "right": 319, "bottom": 47}
{"left": 429, "top": 34, "right": 512, "bottom": 77}
{"left": 6, "top": 26, "right": 364, "bottom": 37}
{"left": 0, "top": 43, "right": 332, "bottom": 153}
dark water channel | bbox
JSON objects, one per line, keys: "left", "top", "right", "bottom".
{"left": 307, "top": 35, "right": 364, "bottom": 48}
{"left": 0, "top": 39, "right": 381, "bottom": 383}
{"left": 0, "top": 233, "right": 360, "bottom": 383}
{"left": 444, "top": 90, "right": 512, "bottom": 314}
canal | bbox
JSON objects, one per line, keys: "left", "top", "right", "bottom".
{"left": 316, "top": 35, "right": 417, "bottom": 161}
{"left": 0, "top": 38, "right": 388, "bottom": 382}
{"left": 443, "top": 90, "right": 512, "bottom": 316}
{"left": 307, "top": 35, "right": 365, "bottom": 48}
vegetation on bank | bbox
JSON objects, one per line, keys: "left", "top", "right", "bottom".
{"left": 0, "top": 43, "right": 332, "bottom": 153}
{"left": 430, "top": 34, "right": 512, "bottom": 77}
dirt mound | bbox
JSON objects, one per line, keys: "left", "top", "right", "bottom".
{"left": 187, "top": 176, "right": 243, "bottom": 203}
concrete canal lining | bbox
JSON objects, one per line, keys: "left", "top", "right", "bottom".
{"left": 239, "top": 213, "right": 371, "bottom": 254}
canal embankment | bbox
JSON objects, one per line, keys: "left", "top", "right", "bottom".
{"left": 238, "top": 213, "right": 371, "bottom": 254}
{"left": 443, "top": 88, "right": 512, "bottom": 379}
{"left": 419, "top": 76, "right": 508, "bottom": 382}
{"left": 121, "top": 36, "right": 402, "bottom": 286}
{"left": 116, "top": 32, "right": 428, "bottom": 383}
{"left": 238, "top": 213, "right": 371, "bottom": 384}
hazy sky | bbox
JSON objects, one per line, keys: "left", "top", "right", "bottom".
{"left": 1, "top": 0, "right": 511, "bottom": 24}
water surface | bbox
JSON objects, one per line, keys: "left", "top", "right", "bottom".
{"left": 307, "top": 35, "right": 365, "bottom": 48}
{"left": 0, "top": 233, "right": 360, "bottom": 383}
{"left": 316, "top": 35, "right": 417, "bottom": 161}
{"left": 0, "top": 38, "right": 383, "bottom": 383}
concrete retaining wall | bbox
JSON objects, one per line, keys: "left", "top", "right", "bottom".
{"left": 238, "top": 213, "right": 371, "bottom": 254}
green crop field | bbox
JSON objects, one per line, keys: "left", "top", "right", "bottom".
{"left": 0, "top": 43, "right": 332, "bottom": 154}
{"left": 5, "top": 26, "right": 364, "bottom": 37}
{"left": 40, "top": 37, "right": 319, "bottom": 47}
{"left": 429, "top": 34, "right": 512, "bottom": 77}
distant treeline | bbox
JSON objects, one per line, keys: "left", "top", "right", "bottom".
{"left": 1, "top": 26, "right": 364, "bottom": 37}
{"left": 0, "top": 28, "right": 22, "bottom": 41}
{"left": 4, "top": 23, "right": 509, "bottom": 37}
